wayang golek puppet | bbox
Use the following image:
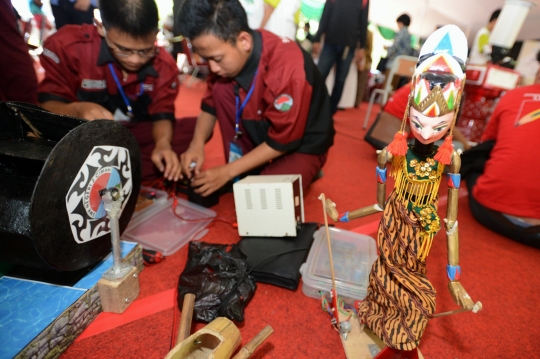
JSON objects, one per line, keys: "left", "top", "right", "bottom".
{"left": 325, "top": 25, "right": 481, "bottom": 351}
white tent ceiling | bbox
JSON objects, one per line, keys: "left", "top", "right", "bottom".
{"left": 369, "top": 0, "right": 540, "bottom": 43}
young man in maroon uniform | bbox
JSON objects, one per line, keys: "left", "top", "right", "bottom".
{"left": 38, "top": 0, "right": 193, "bottom": 182}
{"left": 177, "top": 0, "right": 335, "bottom": 197}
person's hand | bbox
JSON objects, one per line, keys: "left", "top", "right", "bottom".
{"left": 324, "top": 198, "right": 339, "bottom": 222}
{"left": 180, "top": 143, "right": 205, "bottom": 179}
{"left": 73, "top": 0, "right": 91, "bottom": 11}
{"left": 357, "top": 58, "right": 366, "bottom": 71}
{"left": 355, "top": 48, "right": 366, "bottom": 64}
{"left": 190, "top": 165, "right": 232, "bottom": 197}
{"left": 311, "top": 42, "right": 321, "bottom": 57}
{"left": 68, "top": 102, "right": 114, "bottom": 121}
{"left": 151, "top": 139, "right": 181, "bottom": 181}
{"left": 448, "top": 281, "right": 474, "bottom": 310}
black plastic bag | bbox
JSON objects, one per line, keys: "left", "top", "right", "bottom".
{"left": 177, "top": 242, "right": 256, "bottom": 323}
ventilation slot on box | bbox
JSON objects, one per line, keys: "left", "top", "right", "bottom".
{"left": 260, "top": 188, "right": 267, "bottom": 209}
{"left": 245, "top": 189, "right": 252, "bottom": 210}
{"left": 275, "top": 188, "right": 282, "bottom": 210}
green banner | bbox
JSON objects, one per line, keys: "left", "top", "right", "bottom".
{"left": 301, "top": 0, "right": 326, "bottom": 21}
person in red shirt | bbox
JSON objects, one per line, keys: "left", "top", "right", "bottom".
{"left": 0, "top": 0, "right": 38, "bottom": 104}
{"left": 465, "top": 80, "right": 540, "bottom": 248}
{"left": 176, "top": 0, "right": 334, "bottom": 197}
{"left": 38, "top": 0, "right": 193, "bottom": 182}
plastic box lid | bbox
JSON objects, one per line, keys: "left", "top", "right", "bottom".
{"left": 122, "top": 197, "right": 216, "bottom": 255}
{"left": 300, "top": 227, "right": 378, "bottom": 302}
{"left": 131, "top": 186, "right": 169, "bottom": 221}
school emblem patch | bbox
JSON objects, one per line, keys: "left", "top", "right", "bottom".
{"left": 274, "top": 94, "right": 293, "bottom": 112}
{"left": 65, "top": 146, "right": 133, "bottom": 244}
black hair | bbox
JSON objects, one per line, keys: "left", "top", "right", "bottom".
{"left": 397, "top": 14, "right": 411, "bottom": 27}
{"left": 489, "top": 9, "right": 501, "bottom": 23}
{"left": 176, "top": 0, "right": 250, "bottom": 43}
{"left": 536, "top": 50, "right": 540, "bottom": 63}
{"left": 99, "top": 0, "right": 159, "bottom": 38}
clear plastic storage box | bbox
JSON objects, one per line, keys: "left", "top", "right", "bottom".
{"left": 131, "top": 186, "right": 169, "bottom": 220}
{"left": 122, "top": 197, "right": 216, "bottom": 255}
{"left": 300, "top": 227, "right": 378, "bottom": 303}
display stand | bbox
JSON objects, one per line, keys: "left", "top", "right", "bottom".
{"left": 0, "top": 242, "right": 143, "bottom": 359}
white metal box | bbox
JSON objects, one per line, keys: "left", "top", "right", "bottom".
{"left": 233, "top": 175, "right": 304, "bottom": 237}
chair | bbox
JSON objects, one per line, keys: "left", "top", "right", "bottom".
{"left": 363, "top": 55, "right": 417, "bottom": 129}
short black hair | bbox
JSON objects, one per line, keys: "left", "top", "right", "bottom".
{"left": 176, "top": 0, "right": 250, "bottom": 43}
{"left": 536, "top": 50, "right": 540, "bottom": 63}
{"left": 99, "top": 0, "right": 159, "bottom": 38}
{"left": 397, "top": 14, "right": 411, "bottom": 27}
{"left": 489, "top": 9, "right": 501, "bottom": 23}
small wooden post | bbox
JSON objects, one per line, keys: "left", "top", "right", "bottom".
{"left": 176, "top": 293, "right": 196, "bottom": 345}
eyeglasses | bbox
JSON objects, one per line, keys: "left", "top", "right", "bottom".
{"left": 103, "top": 27, "right": 157, "bottom": 58}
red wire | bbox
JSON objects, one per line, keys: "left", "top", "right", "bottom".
{"left": 144, "top": 177, "right": 238, "bottom": 349}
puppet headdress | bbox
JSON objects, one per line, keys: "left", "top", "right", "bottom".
{"left": 387, "top": 25, "right": 468, "bottom": 164}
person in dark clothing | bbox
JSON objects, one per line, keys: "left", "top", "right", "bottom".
{"left": 0, "top": 0, "right": 38, "bottom": 104}
{"left": 312, "top": 0, "right": 370, "bottom": 114}
{"left": 50, "top": 0, "right": 96, "bottom": 30}
{"left": 177, "top": 0, "right": 335, "bottom": 197}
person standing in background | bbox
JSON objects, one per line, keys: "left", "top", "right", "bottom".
{"left": 239, "top": 0, "right": 300, "bottom": 39}
{"left": 50, "top": 0, "right": 96, "bottom": 30}
{"left": 355, "top": 28, "right": 373, "bottom": 107}
{"left": 468, "top": 9, "right": 500, "bottom": 65}
{"left": 239, "top": 0, "right": 265, "bottom": 29}
{"left": 312, "top": 0, "right": 370, "bottom": 115}
{"left": 0, "top": 0, "right": 38, "bottom": 104}
{"left": 384, "top": 13, "right": 413, "bottom": 90}
{"left": 262, "top": 0, "right": 301, "bottom": 40}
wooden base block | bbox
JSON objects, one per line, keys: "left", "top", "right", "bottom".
{"left": 97, "top": 266, "right": 140, "bottom": 313}
{"left": 339, "top": 311, "right": 385, "bottom": 359}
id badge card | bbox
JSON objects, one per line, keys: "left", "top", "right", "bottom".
{"left": 113, "top": 108, "right": 131, "bottom": 122}
{"left": 229, "top": 141, "right": 242, "bottom": 183}
{"left": 228, "top": 141, "right": 243, "bottom": 163}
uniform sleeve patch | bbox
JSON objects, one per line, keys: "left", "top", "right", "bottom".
{"left": 274, "top": 94, "right": 293, "bottom": 112}
{"left": 43, "top": 48, "right": 60, "bottom": 64}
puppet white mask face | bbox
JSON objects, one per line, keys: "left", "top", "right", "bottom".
{"left": 409, "top": 107, "right": 454, "bottom": 144}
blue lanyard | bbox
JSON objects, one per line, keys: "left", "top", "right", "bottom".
{"left": 108, "top": 63, "right": 144, "bottom": 118}
{"left": 235, "top": 69, "right": 259, "bottom": 139}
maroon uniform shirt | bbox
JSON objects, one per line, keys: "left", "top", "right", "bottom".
{"left": 37, "top": 24, "right": 195, "bottom": 181}
{"left": 201, "top": 30, "right": 334, "bottom": 160}
{"left": 38, "top": 24, "right": 179, "bottom": 122}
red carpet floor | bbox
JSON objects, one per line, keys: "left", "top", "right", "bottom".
{"left": 61, "top": 81, "right": 540, "bottom": 359}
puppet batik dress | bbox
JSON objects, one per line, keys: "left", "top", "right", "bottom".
{"left": 359, "top": 147, "right": 444, "bottom": 350}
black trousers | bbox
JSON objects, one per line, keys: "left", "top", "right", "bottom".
{"left": 51, "top": 0, "right": 94, "bottom": 30}
{"left": 466, "top": 172, "right": 540, "bottom": 249}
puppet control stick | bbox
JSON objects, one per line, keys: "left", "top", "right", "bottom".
{"left": 319, "top": 193, "right": 351, "bottom": 340}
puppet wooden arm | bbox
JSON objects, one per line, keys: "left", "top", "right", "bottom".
{"left": 445, "top": 150, "right": 475, "bottom": 310}
{"left": 325, "top": 149, "right": 390, "bottom": 222}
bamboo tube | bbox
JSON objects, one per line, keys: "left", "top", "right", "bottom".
{"left": 231, "top": 325, "right": 274, "bottom": 359}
